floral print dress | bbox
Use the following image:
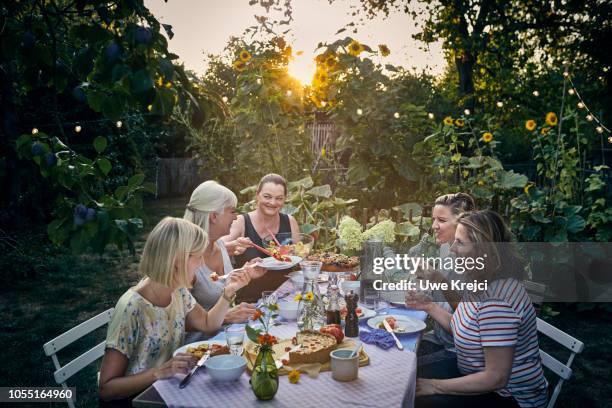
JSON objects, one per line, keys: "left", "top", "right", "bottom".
{"left": 105, "top": 286, "right": 196, "bottom": 375}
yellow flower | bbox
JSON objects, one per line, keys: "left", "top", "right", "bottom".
{"left": 524, "top": 182, "right": 535, "bottom": 195}
{"left": 347, "top": 40, "right": 364, "bottom": 57}
{"left": 157, "top": 76, "right": 163, "bottom": 87}
{"left": 239, "top": 50, "right": 251, "bottom": 62}
{"left": 284, "top": 46, "right": 293, "bottom": 57}
{"left": 477, "top": 180, "right": 485, "bottom": 186}
{"left": 147, "top": 104, "right": 153, "bottom": 112}
{"left": 545, "top": 112, "right": 558, "bottom": 126}
{"left": 293, "top": 293, "right": 302, "bottom": 302}
{"left": 462, "top": 170, "right": 469, "bottom": 178}
{"left": 164, "top": 81, "right": 172, "bottom": 88}
{"left": 525, "top": 119, "right": 536, "bottom": 131}
{"left": 541, "top": 127, "right": 551, "bottom": 135}
{"left": 316, "top": 70, "right": 329, "bottom": 84}
{"left": 321, "top": 147, "right": 326, "bottom": 157}
{"left": 378, "top": 44, "right": 390, "bottom": 57}
{"left": 233, "top": 60, "right": 246, "bottom": 71}
{"left": 483, "top": 132, "right": 493, "bottom": 143}
{"left": 288, "top": 370, "right": 300, "bottom": 384}
{"left": 455, "top": 119, "right": 465, "bottom": 127}
{"left": 325, "top": 55, "right": 337, "bottom": 69}
{"left": 443, "top": 116, "right": 454, "bottom": 126}
{"left": 304, "top": 291, "right": 314, "bottom": 301}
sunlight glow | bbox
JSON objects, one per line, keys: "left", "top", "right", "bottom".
{"left": 287, "top": 51, "right": 316, "bottom": 86}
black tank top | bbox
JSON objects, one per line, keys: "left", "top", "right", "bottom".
{"left": 234, "top": 212, "right": 293, "bottom": 303}
{"left": 235, "top": 212, "right": 292, "bottom": 266}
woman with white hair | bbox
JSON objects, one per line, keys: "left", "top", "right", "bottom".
{"left": 183, "top": 181, "right": 267, "bottom": 338}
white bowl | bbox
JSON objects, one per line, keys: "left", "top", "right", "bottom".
{"left": 204, "top": 354, "right": 246, "bottom": 381}
{"left": 277, "top": 300, "right": 299, "bottom": 320}
{"left": 341, "top": 280, "right": 361, "bottom": 295}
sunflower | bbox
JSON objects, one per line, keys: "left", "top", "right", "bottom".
{"left": 304, "top": 291, "right": 314, "bottom": 301}
{"left": 455, "top": 118, "right": 465, "bottom": 127}
{"left": 541, "top": 127, "right": 551, "bottom": 135}
{"left": 462, "top": 170, "right": 469, "bottom": 178}
{"left": 545, "top": 112, "right": 558, "bottom": 126}
{"left": 477, "top": 180, "right": 485, "bottom": 186}
{"left": 233, "top": 60, "right": 246, "bottom": 71}
{"left": 321, "top": 147, "right": 326, "bottom": 157}
{"left": 378, "top": 44, "right": 390, "bottom": 57}
{"left": 293, "top": 293, "right": 302, "bottom": 301}
{"left": 443, "top": 116, "right": 454, "bottom": 126}
{"left": 325, "top": 55, "right": 337, "bottom": 69}
{"left": 315, "top": 53, "right": 327, "bottom": 64}
{"left": 483, "top": 132, "right": 493, "bottom": 143}
{"left": 347, "top": 40, "right": 364, "bottom": 57}
{"left": 316, "top": 70, "right": 329, "bottom": 85}
{"left": 525, "top": 119, "right": 536, "bottom": 131}
{"left": 524, "top": 182, "right": 535, "bottom": 195}
{"left": 284, "top": 46, "right": 293, "bottom": 58}
{"left": 288, "top": 370, "right": 301, "bottom": 384}
{"left": 239, "top": 50, "right": 251, "bottom": 62}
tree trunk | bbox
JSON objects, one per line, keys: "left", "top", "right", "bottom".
{"left": 455, "top": 51, "right": 475, "bottom": 110}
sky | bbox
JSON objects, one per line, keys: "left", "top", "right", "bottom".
{"left": 144, "top": 0, "right": 446, "bottom": 85}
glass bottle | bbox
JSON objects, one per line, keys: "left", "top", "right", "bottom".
{"left": 250, "top": 346, "right": 278, "bottom": 400}
{"left": 344, "top": 290, "right": 360, "bottom": 337}
{"left": 297, "top": 261, "right": 326, "bottom": 331}
{"left": 326, "top": 285, "right": 341, "bottom": 325}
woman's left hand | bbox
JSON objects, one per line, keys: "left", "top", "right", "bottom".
{"left": 224, "top": 269, "right": 251, "bottom": 295}
{"left": 244, "top": 258, "right": 267, "bottom": 279}
{"left": 415, "top": 378, "right": 438, "bottom": 396}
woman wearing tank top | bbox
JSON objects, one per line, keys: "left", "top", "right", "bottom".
{"left": 183, "top": 181, "right": 268, "bottom": 344}
{"left": 225, "top": 174, "right": 301, "bottom": 302}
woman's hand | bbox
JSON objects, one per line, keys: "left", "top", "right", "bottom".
{"left": 154, "top": 353, "right": 197, "bottom": 380}
{"left": 405, "top": 291, "right": 434, "bottom": 312}
{"left": 415, "top": 378, "right": 439, "bottom": 396}
{"left": 224, "top": 268, "right": 251, "bottom": 296}
{"left": 224, "top": 302, "right": 257, "bottom": 323}
{"left": 225, "top": 237, "right": 253, "bottom": 256}
{"left": 244, "top": 258, "right": 267, "bottom": 280}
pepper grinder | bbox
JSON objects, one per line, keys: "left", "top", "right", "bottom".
{"left": 344, "top": 290, "right": 360, "bottom": 337}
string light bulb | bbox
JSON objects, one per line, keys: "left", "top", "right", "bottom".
{"left": 394, "top": 112, "right": 400, "bottom": 119}
{"left": 256, "top": 78, "right": 262, "bottom": 85}
{"left": 222, "top": 96, "right": 228, "bottom": 103}
{"left": 568, "top": 89, "right": 575, "bottom": 95}
{"left": 32, "top": 128, "right": 39, "bottom": 135}
{"left": 586, "top": 114, "right": 594, "bottom": 122}
{"left": 532, "top": 90, "right": 539, "bottom": 97}
{"left": 563, "top": 71, "right": 569, "bottom": 77}
{"left": 356, "top": 108, "right": 363, "bottom": 116}
{"left": 596, "top": 126, "right": 604, "bottom": 134}
{"left": 286, "top": 90, "right": 292, "bottom": 96}
{"left": 464, "top": 109, "right": 471, "bottom": 115}
{"left": 116, "top": 121, "right": 122, "bottom": 128}
{"left": 608, "top": 136, "right": 612, "bottom": 144}
{"left": 496, "top": 101, "right": 504, "bottom": 108}
{"left": 577, "top": 102, "right": 585, "bottom": 109}
{"left": 428, "top": 112, "right": 435, "bottom": 119}
{"left": 320, "top": 101, "right": 327, "bottom": 107}
{"left": 75, "top": 125, "right": 82, "bottom": 133}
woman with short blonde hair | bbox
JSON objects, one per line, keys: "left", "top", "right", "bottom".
{"left": 99, "top": 217, "right": 251, "bottom": 402}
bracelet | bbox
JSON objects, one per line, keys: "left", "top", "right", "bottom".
{"left": 222, "top": 287, "right": 236, "bottom": 303}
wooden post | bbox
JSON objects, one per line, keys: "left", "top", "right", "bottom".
{"left": 362, "top": 208, "right": 368, "bottom": 227}
{"left": 408, "top": 209, "right": 413, "bottom": 224}
{"left": 395, "top": 209, "right": 402, "bottom": 224}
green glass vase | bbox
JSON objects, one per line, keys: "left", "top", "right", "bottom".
{"left": 250, "top": 346, "right": 279, "bottom": 400}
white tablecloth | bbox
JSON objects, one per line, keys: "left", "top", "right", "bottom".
{"left": 153, "top": 321, "right": 417, "bottom": 408}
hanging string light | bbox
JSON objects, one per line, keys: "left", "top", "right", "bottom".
{"left": 394, "top": 112, "right": 400, "bottom": 119}
{"left": 222, "top": 96, "right": 228, "bottom": 103}
{"left": 532, "top": 90, "right": 539, "bottom": 97}
{"left": 356, "top": 108, "right": 363, "bottom": 115}
{"left": 496, "top": 101, "right": 504, "bottom": 108}
{"left": 464, "top": 109, "right": 471, "bottom": 115}
{"left": 74, "top": 125, "right": 82, "bottom": 133}
{"left": 116, "top": 121, "right": 122, "bottom": 128}
{"left": 32, "top": 128, "right": 39, "bottom": 135}
{"left": 286, "top": 90, "right": 292, "bottom": 96}
{"left": 564, "top": 73, "right": 610, "bottom": 140}
{"left": 428, "top": 112, "right": 435, "bottom": 119}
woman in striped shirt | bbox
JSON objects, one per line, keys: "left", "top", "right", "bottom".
{"left": 407, "top": 210, "right": 548, "bottom": 408}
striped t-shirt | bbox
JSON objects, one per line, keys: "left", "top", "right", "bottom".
{"left": 450, "top": 278, "right": 548, "bottom": 408}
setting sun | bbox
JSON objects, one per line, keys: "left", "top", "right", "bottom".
{"left": 287, "top": 51, "right": 317, "bottom": 86}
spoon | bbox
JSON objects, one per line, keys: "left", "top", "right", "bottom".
{"left": 349, "top": 341, "right": 362, "bottom": 358}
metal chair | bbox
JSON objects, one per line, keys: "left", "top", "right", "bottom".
{"left": 43, "top": 308, "right": 114, "bottom": 408}
{"left": 537, "top": 317, "right": 584, "bottom": 408}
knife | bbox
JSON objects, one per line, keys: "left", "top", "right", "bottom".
{"left": 179, "top": 349, "right": 211, "bottom": 388}
{"left": 275, "top": 345, "right": 301, "bottom": 369}
{"left": 383, "top": 319, "right": 404, "bottom": 351}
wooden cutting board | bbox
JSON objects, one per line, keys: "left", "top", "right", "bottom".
{"left": 243, "top": 337, "right": 369, "bottom": 377}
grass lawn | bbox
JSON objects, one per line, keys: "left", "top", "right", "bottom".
{"left": 0, "top": 197, "right": 610, "bottom": 407}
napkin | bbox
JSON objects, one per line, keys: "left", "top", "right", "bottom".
{"left": 359, "top": 329, "right": 396, "bottom": 349}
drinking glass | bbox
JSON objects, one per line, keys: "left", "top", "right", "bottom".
{"left": 361, "top": 287, "right": 379, "bottom": 310}
{"left": 225, "top": 326, "right": 245, "bottom": 356}
{"left": 375, "top": 299, "right": 389, "bottom": 315}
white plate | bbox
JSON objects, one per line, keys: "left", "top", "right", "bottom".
{"left": 256, "top": 255, "right": 302, "bottom": 270}
{"left": 174, "top": 340, "right": 226, "bottom": 357}
{"left": 366, "top": 315, "right": 427, "bottom": 335}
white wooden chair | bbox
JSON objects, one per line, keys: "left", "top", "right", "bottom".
{"left": 43, "top": 308, "right": 114, "bottom": 408}
{"left": 537, "top": 317, "right": 584, "bottom": 408}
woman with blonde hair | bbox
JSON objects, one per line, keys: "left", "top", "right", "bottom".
{"left": 225, "top": 173, "right": 301, "bottom": 302}
{"left": 183, "top": 180, "right": 267, "bottom": 338}
{"left": 98, "top": 217, "right": 251, "bottom": 402}
{"left": 408, "top": 210, "right": 547, "bottom": 408}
